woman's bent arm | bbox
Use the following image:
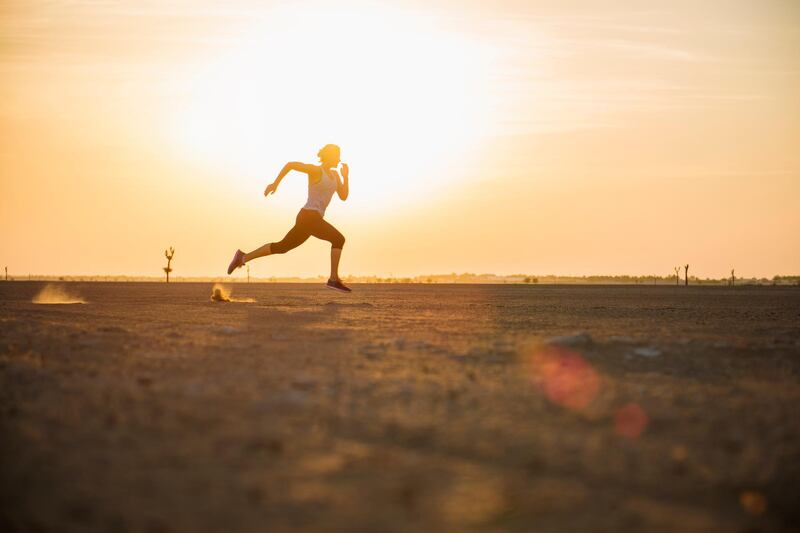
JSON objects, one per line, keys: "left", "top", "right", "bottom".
{"left": 336, "top": 163, "right": 349, "bottom": 201}
{"left": 265, "top": 162, "right": 314, "bottom": 196}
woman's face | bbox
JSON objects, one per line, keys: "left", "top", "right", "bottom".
{"left": 322, "top": 154, "right": 341, "bottom": 168}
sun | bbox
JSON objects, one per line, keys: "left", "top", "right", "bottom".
{"left": 168, "top": 3, "right": 496, "bottom": 212}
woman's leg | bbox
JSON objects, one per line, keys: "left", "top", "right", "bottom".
{"left": 244, "top": 213, "right": 311, "bottom": 263}
{"left": 308, "top": 217, "right": 346, "bottom": 281}
{"left": 330, "top": 248, "right": 343, "bottom": 282}
{"left": 243, "top": 242, "right": 272, "bottom": 263}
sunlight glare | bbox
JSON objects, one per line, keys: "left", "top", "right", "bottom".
{"left": 169, "top": 4, "right": 496, "bottom": 211}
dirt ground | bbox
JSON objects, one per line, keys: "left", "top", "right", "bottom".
{"left": 1, "top": 282, "right": 799, "bottom": 532}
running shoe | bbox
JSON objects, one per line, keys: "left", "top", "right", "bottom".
{"left": 227, "top": 249, "right": 245, "bottom": 275}
{"left": 326, "top": 278, "right": 352, "bottom": 293}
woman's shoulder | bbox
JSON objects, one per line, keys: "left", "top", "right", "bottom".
{"left": 303, "top": 163, "right": 322, "bottom": 174}
{"left": 307, "top": 164, "right": 323, "bottom": 182}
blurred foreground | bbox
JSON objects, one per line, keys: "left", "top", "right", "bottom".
{"left": 1, "top": 283, "right": 798, "bottom": 532}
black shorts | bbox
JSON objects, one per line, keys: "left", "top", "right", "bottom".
{"left": 270, "top": 209, "right": 345, "bottom": 254}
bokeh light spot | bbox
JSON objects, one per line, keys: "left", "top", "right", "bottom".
{"left": 614, "top": 403, "right": 649, "bottom": 438}
{"left": 529, "top": 345, "right": 601, "bottom": 411}
{"left": 739, "top": 490, "right": 768, "bottom": 516}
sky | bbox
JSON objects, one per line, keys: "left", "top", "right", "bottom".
{"left": 1, "top": 0, "right": 798, "bottom": 279}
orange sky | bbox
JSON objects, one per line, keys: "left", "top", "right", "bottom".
{"left": 1, "top": 0, "right": 798, "bottom": 279}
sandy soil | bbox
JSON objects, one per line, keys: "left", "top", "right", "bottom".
{"left": 1, "top": 282, "right": 799, "bottom": 532}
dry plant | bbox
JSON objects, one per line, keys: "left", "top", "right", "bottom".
{"left": 164, "top": 247, "right": 175, "bottom": 283}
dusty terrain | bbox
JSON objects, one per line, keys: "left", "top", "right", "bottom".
{"left": 1, "top": 282, "right": 799, "bottom": 532}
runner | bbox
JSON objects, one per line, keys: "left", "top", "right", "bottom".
{"left": 227, "top": 144, "right": 351, "bottom": 292}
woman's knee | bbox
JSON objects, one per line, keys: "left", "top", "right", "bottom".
{"left": 332, "top": 234, "right": 345, "bottom": 249}
{"left": 269, "top": 241, "right": 287, "bottom": 254}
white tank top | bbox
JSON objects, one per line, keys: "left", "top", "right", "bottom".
{"left": 303, "top": 167, "right": 338, "bottom": 216}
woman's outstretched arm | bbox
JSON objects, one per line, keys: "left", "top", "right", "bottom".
{"left": 264, "top": 162, "right": 315, "bottom": 196}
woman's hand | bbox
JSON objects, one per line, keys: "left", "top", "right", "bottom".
{"left": 336, "top": 164, "right": 349, "bottom": 201}
{"left": 264, "top": 182, "right": 278, "bottom": 196}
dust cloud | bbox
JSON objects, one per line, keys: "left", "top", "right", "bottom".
{"left": 210, "top": 284, "right": 255, "bottom": 303}
{"left": 32, "top": 284, "right": 86, "bottom": 304}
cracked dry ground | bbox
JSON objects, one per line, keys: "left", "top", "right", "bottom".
{"left": 1, "top": 282, "right": 799, "bottom": 532}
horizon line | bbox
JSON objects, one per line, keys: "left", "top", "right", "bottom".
{"left": 2, "top": 273, "right": 798, "bottom": 283}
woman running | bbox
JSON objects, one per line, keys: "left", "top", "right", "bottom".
{"left": 226, "top": 144, "right": 351, "bottom": 293}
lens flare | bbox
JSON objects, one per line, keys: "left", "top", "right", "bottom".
{"left": 528, "top": 345, "right": 601, "bottom": 411}
{"left": 739, "top": 490, "right": 767, "bottom": 516}
{"left": 613, "top": 403, "right": 649, "bottom": 438}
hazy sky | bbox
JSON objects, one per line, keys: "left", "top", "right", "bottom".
{"left": 1, "top": 0, "right": 798, "bottom": 278}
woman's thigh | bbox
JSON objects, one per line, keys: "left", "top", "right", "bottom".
{"left": 309, "top": 217, "right": 345, "bottom": 248}
{"left": 271, "top": 216, "right": 312, "bottom": 254}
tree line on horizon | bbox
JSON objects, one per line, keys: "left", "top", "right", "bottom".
{"left": 0, "top": 248, "right": 790, "bottom": 285}
{"left": 6, "top": 272, "right": 799, "bottom": 286}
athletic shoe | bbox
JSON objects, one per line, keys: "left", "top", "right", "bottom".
{"left": 227, "top": 249, "right": 245, "bottom": 275}
{"left": 326, "top": 279, "right": 352, "bottom": 293}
